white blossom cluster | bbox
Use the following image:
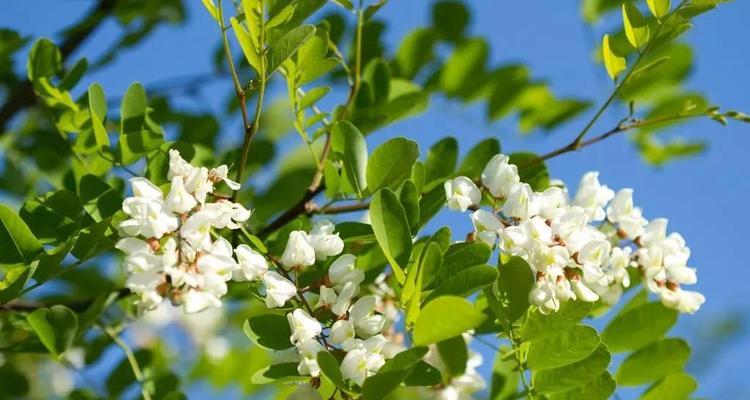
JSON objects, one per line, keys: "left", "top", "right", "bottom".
{"left": 444, "top": 154, "right": 705, "bottom": 314}
{"left": 271, "top": 222, "right": 403, "bottom": 388}
{"left": 116, "top": 149, "right": 253, "bottom": 313}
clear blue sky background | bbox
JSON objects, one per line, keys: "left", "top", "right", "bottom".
{"left": 2, "top": 0, "right": 748, "bottom": 398}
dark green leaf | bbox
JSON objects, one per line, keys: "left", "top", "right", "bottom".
{"left": 243, "top": 314, "right": 293, "bottom": 350}
{"left": 369, "top": 188, "right": 412, "bottom": 283}
{"left": 437, "top": 335, "right": 468, "bottom": 377}
{"left": 0, "top": 203, "right": 44, "bottom": 264}
{"left": 458, "top": 138, "right": 501, "bottom": 179}
{"left": 332, "top": 121, "right": 368, "bottom": 197}
{"left": 496, "top": 256, "right": 534, "bottom": 324}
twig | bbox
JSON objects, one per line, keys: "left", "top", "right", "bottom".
{"left": 315, "top": 201, "right": 370, "bottom": 215}
{"left": 522, "top": 113, "right": 703, "bottom": 169}
{"left": 1, "top": 288, "right": 131, "bottom": 312}
{"left": 100, "top": 324, "right": 152, "bottom": 400}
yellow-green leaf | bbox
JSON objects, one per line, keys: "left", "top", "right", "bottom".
{"left": 231, "top": 16, "right": 263, "bottom": 75}
{"left": 647, "top": 0, "right": 671, "bottom": 19}
{"left": 602, "top": 34, "right": 626, "bottom": 80}
{"left": 200, "top": 0, "right": 220, "bottom": 22}
{"left": 623, "top": 3, "right": 650, "bottom": 49}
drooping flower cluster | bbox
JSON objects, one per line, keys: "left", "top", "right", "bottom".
{"left": 444, "top": 154, "right": 705, "bottom": 314}
{"left": 267, "top": 222, "right": 402, "bottom": 387}
{"left": 116, "top": 150, "right": 253, "bottom": 313}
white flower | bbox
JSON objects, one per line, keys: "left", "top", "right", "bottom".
{"left": 233, "top": 244, "right": 268, "bottom": 281}
{"left": 502, "top": 182, "right": 537, "bottom": 220}
{"left": 340, "top": 347, "right": 385, "bottom": 386}
{"left": 444, "top": 177, "right": 481, "bottom": 212}
{"left": 196, "top": 237, "right": 237, "bottom": 281}
{"left": 607, "top": 189, "right": 647, "bottom": 239}
{"left": 119, "top": 178, "right": 178, "bottom": 239}
{"left": 309, "top": 220, "right": 344, "bottom": 261}
{"left": 296, "top": 339, "right": 325, "bottom": 377}
{"left": 481, "top": 154, "right": 519, "bottom": 198}
{"left": 126, "top": 270, "right": 164, "bottom": 311}
{"left": 537, "top": 187, "right": 568, "bottom": 220}
{"left": 470, "top": 209, "right": 502, "bottom": 247}
{"left": 288, "top": 309, "right": 322, "bottom": 345}
{"left": 183, "top": 166, "right": 213, "bottom": 204}
{"left": 329, "top": 319, "right": 355, "bottom": 345}
{"left": 180, "top": 210, "right": 215, "bottom": 251}
{"left": 209, "top": 164, "right": 241, "bottom": 190}
{"left": 658, "top": 287, "right": 705, "bottom": 314}
{"left": 182, "top": 289, "right": 222, "bottom": 313}
{"left": 262, "top": 271, "right": 297, "bottom": 308}
{"left": 202, "top": 201, "right": 251, "bottom": 229}
{"left": 529, "top": 280, "right": 560, "bottom": 314}
{"left": 577, "top": 239, "right": 610, "bottom": 283}
{"left": 168, "top": 149, "right": 193, "bottom": 179}
{"left": 349, "top": 296, "right": 385, "bottom": 338}
{"left": 280, "top": 231, "right": 316, "bottom": 269}
{"left": 640, "top": 218, "right": 668, "bottom": 246}
{"left": 164, "top": 175, "right": 197, "bottom": 214}
{"left": 317, "top": 286, "right": 337, "bottom": 309}
{"left": 571, "top": 279, "right": 599, "bottom": 302}
{"left": 572, "top": 172, "right": 614, "bottom": 222}
{"left": 331, "top": 281, "right": 358, "bottom": 316}
{"left": 328, "top": 254, "right": 364, "bottom": 288}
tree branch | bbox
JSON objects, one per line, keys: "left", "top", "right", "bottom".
{"left": 0, "top": 0, "right": 118, "bottom": 134}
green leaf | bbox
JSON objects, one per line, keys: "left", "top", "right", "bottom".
{"left": 362, "top": 370, "right": 409, "bottom": 399}
{"left": 490, "top": 346, "right": 519, "bottom": 400}
{"left": 496, "top": 256, "right": 534, "bottom": 324}
{"left": 332, "top": 121, "right": 368, "bottom": 197}
{"left": 379, "top": 346, "right": 430, "bottom": 373}
{"left": 623, "top": 3, "right": 651, "bottom": 49}
{"left": 88, "top": 83, "right": 109, "bottom": 150}
{"left": 59, "top": 57, "right": 88, "bottom": 91}
{"left": 439, "top": 242, "right": 492, "bottom": 279}
{"left": 231, "top": 16, "right": 262, "bottom": 75}
{"left": 369, "top": 188, "right": 412, "bottom": 283}
{"left": 300, "top": 86, "right": 331, "bottom": 109}
{"left": 547, "top": 371, "right": 616, "bottom": 400}
{"left": 363, "top": 58, "right": 391, "bottom": 105}
{"left": 27, "top": 38, "right": 61, "bottom": 81}
{"left": 509, "top": 152, "right": 549, "bottom": 191}
{"left": 393, "top": 28, "right": 436, "bottom": 79}
{"left": 519, "top": 301, "right": 593, "bottom": 341}
{"left": 458, "top": 138, "right": 501, "bottom": 179}
{"left": 120, "top": 82, "right": 146, "bottom": 134}
{"left": 243, "top": 314, "right": 293, "bottom": 350}
{"left": 602, "top": 34, "right": 627, "bottom": 80}
{"left": 413, "top": 296, "right": 486, "bottom": 346}
{"left": 602, "top": 302, "right": 678, "bottom": 353}
{"left": 318, "top": 351, "right": 350, "bottom": 391}
{"left": 0, "top": 203, "right": 44, "bottom": 264}
{"left": 424, "top": 137, "right": 458, "bottom": 187}
{"left": 267, "top": 24, "right": 316, "bottom": 76}
{"left": 399, "top": 179, "right": 420, "bottom": 232}
{"left": 323, "top": 159, "right": 341, "bottom": 199}
{"left": 427, "top": 264, "right": 498, "bottom": 302}
{"left": 251, "top": 363, "right": 306, "bottom": 384}
{"left": 437, "top": 335, "right": 468, "bottom": 377}
{"left": 641, "top": 372, "right": 697, "bottom": 400}
{"left": 366, "top": 137, "right": 420, "bottom": 192}
{"left": 365, "top": 347, "right": 432, "bottom": 396}
{"left": 533, "top": 344, "right": 611, "bottom": 394}
{"left": 440, "top": 38, "right": 488, "bottom": 96}
{"left": 616, "top": 338, "right": 690, "bottom": 386}
{"left": 647, "top": 0, "right": 671, "bottom": 18}
{"left": 200, "top": 0, "right": 220, "bottom": 22}
{"left": 404, "top": 361, "right": 442, "bottom": 386}
{"left": 526, "top": 325, "right": 601, "bottom": 371}
{"left": 27, "top": 305, "right": 78, "bottom": 358}
{"left": 432, "top": 0, "right": 470, "bottom": 41}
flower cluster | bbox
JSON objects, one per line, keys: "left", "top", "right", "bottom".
{"left": 445, "top": 154, "right": 704, "bottom": 314}
{"left": 267, "top": 223, "right": 403, "bottom": 387}
{"left": 116, "top": 150, "right": 253, "bottom": 313}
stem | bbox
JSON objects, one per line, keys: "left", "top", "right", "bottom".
{"left": 571, "top": 4, "right": 679, "bottom": 147}
{"left": 508, "top": 328, "right": 532, "bottom": 400}
{"left": 525, "top": 112, "right": 704, "bottom": 168}
{"left": 101, "top": 324, "right": 152, "bottom": 400}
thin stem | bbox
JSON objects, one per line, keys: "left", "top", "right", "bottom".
{"left": 508, "top": 328, "right": 532, "bottom": 400}
{"left": 526, "top": 112, "right": 704, "bottom": 168}
{"left": 571, "top": 4, "right": 679, "bottom": 147}
{"left": 316, "top": 201, "right": 370, "bottom": 215}
{"left": 100, "top": 324, "right": 152, "bottom": 400}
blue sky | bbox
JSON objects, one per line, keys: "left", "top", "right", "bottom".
{"left": 2, "top": 0, "right": 748, "bottom": 398}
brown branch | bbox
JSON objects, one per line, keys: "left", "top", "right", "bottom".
{"left": 316, "top": 201, "right": 370, "bottom": 215}
{"left": 521, "top": 113, "right": 704, "bottom": 169}
{"left": 0, "top": 0, "right": 118, "bottom": 134}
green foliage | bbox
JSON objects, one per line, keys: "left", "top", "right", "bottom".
{"left": 243, "top": 314, "right": 293, "bottom": 350}
{"left": 369, "top": 188, "right": 412, "bottom": 283}
{"left": 27, "top": 305, "right": 78, "bottom": 359}
{"left": 616, "top": 338, "right": 691, "bottom": 386}
{"left": 366, "top": 137, "right": 420, "bottom": 192}
{"left": 413, "top": 296, "right": 485, "bottom": 346}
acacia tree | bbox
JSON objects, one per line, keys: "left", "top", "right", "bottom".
{"left": 0, "top": 0, "right": 747, "bottom": 399}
